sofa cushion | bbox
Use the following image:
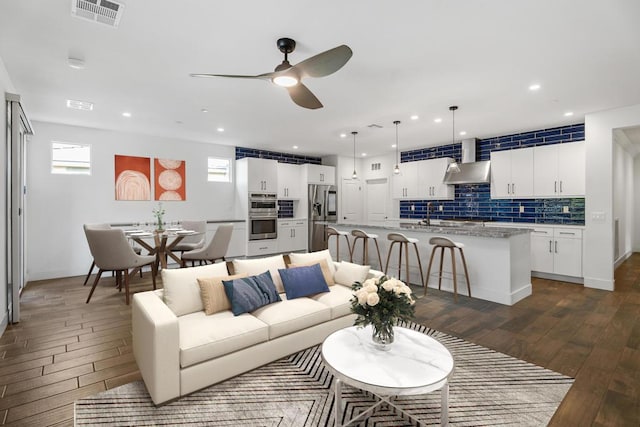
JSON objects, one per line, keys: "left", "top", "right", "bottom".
{"left": 288, "top": 249, "right": 336, "bottom": 275}
{"left": 178, "top": 311, "right": 269, "bottom": 368}
{"left": 309, "top": 284, "right": 355, "bottom": 319}
{"left": 288, "top": 258, "right": 335, "bottom": 286}
{"left": 197, "top": 273, "right": 247, "bottom": 315}
{"left": 251, "top": 297, "right": 331, "bottom": 339}
{"left": 162, "top": 262, "right": 229, "bottom": 316}
{"left": 279, "top": 264, "right": 330, "bottom": 300}
{"left": 232, "top": 255, "right": 287, "bottom": 293}
{"left": 223, "top": 271, "right": 282, "bottom": 316}
{"left": 333, "top": 261, "right": 370, "bottom": 287}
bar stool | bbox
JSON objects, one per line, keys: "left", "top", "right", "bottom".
{"left": 424, "top": 236, "right": 471, "bottom": 302}
{"left": 326, "top": 226, "right": 351, "bottom": 262}
{"left": 384, "top": 233, "right": 424, "bottom": 286}
{"left": 350, "top": 229, "right": 383, "bottom": 269}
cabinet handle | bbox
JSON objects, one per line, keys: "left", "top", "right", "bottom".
{"left": 554, "top": 181, "right": 557, "bottom": 193}
{"left": 560, "top": 181, "right": 563, "bottom": 193}
{"left": 320, "top": 173, "right": 324, "bottom": 182}
{"left": 559, "top": 232, "right": 575, "bottom": 235}
{"left": 259, "top": 247, "right": 267, "bottom": 250}
{"left": 549, "top": 240, "right": 552, "bottom": 253}
{"left": 555, "top": 241, "right": 558, "bottom": 253}
{"left": 512, "top": 183, "right": 515, "bottom": 194}
{"left": 293, "top": 229, "right": 296, "bottom": 237}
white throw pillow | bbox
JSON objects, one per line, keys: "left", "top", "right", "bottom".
{"left": 288, "top": 249, "right": 336, "bottom": 275}
{"left": 162, "top": 262, "right": 229, "bottom": 316}
{"left": 333, "top": 261, "right": 370, "bottom": 287}
{"left": 233, "top": 255, "right": 287, "bottom": 293}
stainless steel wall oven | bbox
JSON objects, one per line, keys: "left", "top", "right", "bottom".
{"left": 248, "top": 193, "right": 277, "bottom": 240}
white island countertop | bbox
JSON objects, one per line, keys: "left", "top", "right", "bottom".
{"left": 339, "top": 221, "right": 531, "bottom": 239}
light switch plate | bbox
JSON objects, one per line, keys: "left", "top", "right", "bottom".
{"left": 519, "top": 205, "right": 525, "bottom": 213}
{"left": 592, "top": 211, "right": 606, "bottom": 222}
{"left": 563, "top": 206, "right": 570, "bottom": 213}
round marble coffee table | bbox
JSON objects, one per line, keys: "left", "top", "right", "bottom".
{"left": 321, "top": 325, "right": 454, "bottom": 426}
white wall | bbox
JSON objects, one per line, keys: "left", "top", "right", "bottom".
{"left": 27, "top": 121, "right": 238, "bottom": 280}
{"left": 584, "top": 103, "right": 640, "bottom": 290}
{"left": 612, "top": 140, "right": 634, "bottom": 263}
{"left": 0, "top": 56, "right": 17, "bottom": 333}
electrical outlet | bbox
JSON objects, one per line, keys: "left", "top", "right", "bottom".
{"left": 519, "top": 205, "right": 525, "bottom": 213}
{"left": 410, "top": 204, "right": 415, "bottom": 211}
{"left": 563, "top": 206, "right": 570, "bottom": 213}
{"left": 439, "top": 205, "right": 443, "bottom": 211}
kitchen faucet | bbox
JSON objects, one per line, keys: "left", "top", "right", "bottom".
{"left": 422, "top": 202, "right": 433, "bottom": 226}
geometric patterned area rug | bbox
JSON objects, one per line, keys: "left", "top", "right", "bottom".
{"left": 75, "top": 322, "right": 574, "bottom": 426}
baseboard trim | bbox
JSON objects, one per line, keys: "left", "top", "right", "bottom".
{"left": 531, "top": 271, "right": 584, "bottom": 285}
{"left": 0, "top": 310, "right": 8, "bottom": 338}
{"left": 583, "top": 276, "right": 615, "bottom": 291}
{"left": 614, "top": 251, "right": 633, "bottom": 269}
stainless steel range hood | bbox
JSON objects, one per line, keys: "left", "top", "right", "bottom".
{"left": 442, "top": 138, "right": 491, "bottom": 184}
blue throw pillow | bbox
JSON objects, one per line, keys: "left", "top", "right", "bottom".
{"left": 222, "top": 271, "right": 282, "bottom": 316}
{"left": 278, "top": 263, "right": 330, "bottom": 300}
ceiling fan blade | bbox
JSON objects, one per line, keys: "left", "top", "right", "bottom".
{"left": 293, "top": 45, "right": 353, "bottom": 79}
{"left": 190, "top": 73, "right": 273, "bottom": 80}
{"left": 286, "top": 83, "right": 323, "bottom": 109}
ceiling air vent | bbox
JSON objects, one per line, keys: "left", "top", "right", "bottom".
{"left": 71, "top": 0, "right": 125, "bottom": 28}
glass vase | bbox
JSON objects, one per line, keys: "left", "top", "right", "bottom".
{"left": 371, "top": 321, "right": 395, "bottom": 351}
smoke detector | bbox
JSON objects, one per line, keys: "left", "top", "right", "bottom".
{"left": 71, "top": 0, "right": 125, "bottom": 28}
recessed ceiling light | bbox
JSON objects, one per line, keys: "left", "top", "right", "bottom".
{"left": 361, "top": 153, "right": 367, "bottom": 157}
{"left": 292, "top": 145, "right": 298, "bottom": 149}
{"left": 410, "top": 115, "right": 419, "bottom": 120}
{"left": 529, "top": 83, "right": 541, "bottom": 91}
{"left": 66, "top": 99, "right": 93, "bottom": 111}
{"left": 459, "top": 131, "right": 467, "bottom": 136}
{"left": 201, "top": 108, "right": 208, "bottom": 113}
{"left": 564, "top": 111, "right": 574, "bottom": 117}
{"left": 340, "top": 133, "right": 347, "bottom": 138}
{"left": 67, "top": 57, "right": 85, "bottom": 70}
{"left": 122, "top": 112, "right": 131, "bottom": 118}
{"left": 175, "top": 120, "right": 183, "bottom": 124}
{"left": 434, "top": 118, "right": 442, "bottom": 123}
{"left": 217, "top": 127, "right": 224, "bottom": 132}
{"left": 391, "top": 144, "right": 397, "bottom": 148}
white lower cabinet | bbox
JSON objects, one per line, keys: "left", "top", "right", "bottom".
{"left": 278, "top": 219, "right": 307, "bottom": 252}
{"left": 247, "top": 239, "right": 278, "bottom": 257}
{"left": 530, "top": 227, "right": 582, "bottom": 277}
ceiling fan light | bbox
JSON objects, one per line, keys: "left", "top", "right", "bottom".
{"left": 272, "top": 75, "right": 298, "bottom": 87}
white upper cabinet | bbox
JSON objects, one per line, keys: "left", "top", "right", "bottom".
{"left": 417, "top": 158, "right": 455, "bottom": 200}
{"left": 237, "top": 157, "right": 278, "bottom": 193}
{"left": 392, "top": 158, "right": 454, "bottom": 200}
{"left": 277, "top": 163, "right": 302, "bottom": 199}
{"left": 391, "top": 161, "right": 418, "bottom": 199}
{"left": 533, "top": 141, "right": 585, "bottom": 197}
{"left": 490, "top": 147, "right": 534, "bottom": 199}
{"left": 304, "top": 164, "right": 335, "bottom": 185}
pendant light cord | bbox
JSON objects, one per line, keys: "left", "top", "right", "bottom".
{"left": 351, "top": 131, "right": 358, "bottom": 178}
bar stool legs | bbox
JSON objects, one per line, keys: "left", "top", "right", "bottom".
{"left": 424, "top": 236, "right": 471, "bottom": 302}
{"left": 384, "top": 234, "right": 424, "bottom": 286}
{"left": 326, "top": 226, "right": 352, "bottom": 262}
{"left": 351, "top": 229, "right": 383, "bottom": 270}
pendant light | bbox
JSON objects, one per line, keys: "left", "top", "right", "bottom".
{"left": 447, "top": 106, "right": 461, "bottom": 173}
{"left": 393, "top": 120, "right": 401, "bottom": 175}
{"left": 351, "top": 131, "right": 358, "bottom": 179}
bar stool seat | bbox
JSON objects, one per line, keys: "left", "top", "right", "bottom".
{"left": 350, "top": 229, "right": 383, "bottom": 270}
{"left": 326, "top": 226, "right": 351, "bottom": 262}
{"left": 384, "top": 233, "right": 424, "bottom": 286}
{"left": 424, "top": 236, "right": 471, "bottom": 302}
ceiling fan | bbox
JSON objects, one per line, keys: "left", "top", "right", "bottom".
{"left": 190, "top": 38, "right": 352, "bottom": 110}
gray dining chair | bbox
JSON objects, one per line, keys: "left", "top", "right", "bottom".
{"left": 85, "top": 228, "right": 157, "bottom": 305}
{"left": 83, "top": 223, "right": 142, "bottom": 285}
{"left": 181, "top": 223, "right": 233, "bottom": 267}
{"left": 170, "top": 220, "right": 207, "bottom": 255}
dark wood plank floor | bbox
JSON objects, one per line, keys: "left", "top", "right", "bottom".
{"left": 1, "top": 255, "right": 639, "bottom": 425}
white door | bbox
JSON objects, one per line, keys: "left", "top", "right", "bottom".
{"left": 341, "top": 178, "right": 363, "bottom": 223}
{"left": 366, "top": 178, "right": 388, "bottom": 224}
{"left": 7, "top": 96, "right": 33, "bottom": 323}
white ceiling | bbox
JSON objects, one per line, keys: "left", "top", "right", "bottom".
{"left": 1, "top": 0, "right": 640, "bottom": 158}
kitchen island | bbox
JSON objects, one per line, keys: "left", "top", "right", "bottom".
{"left": 331, "top": 222, "right": 531, "bottom": 306}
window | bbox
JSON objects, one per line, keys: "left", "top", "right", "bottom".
{"left": 208, "top": 157, "right": 231, "bottom": 182}
{"left": 51, "top": 142, "right": 91, "bottom": 175}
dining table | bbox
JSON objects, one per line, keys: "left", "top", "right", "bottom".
{"left": 126, "top": 229, "right": 204, "bottom": 270}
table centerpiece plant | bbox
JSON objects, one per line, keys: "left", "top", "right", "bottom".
{"left": 152, "top": 202, "right": 165, "bottom": 232}
{"left": 350, "top": 275, "right": 415, "bottom": 351}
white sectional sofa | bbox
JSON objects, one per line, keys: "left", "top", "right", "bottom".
{"left": 132, "top": 251, "right": 381, "bottom": 405}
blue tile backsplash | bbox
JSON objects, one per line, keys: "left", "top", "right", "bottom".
{"left": 278, "top": 200, "right": 294, "bottom": 219}
{"left": 236, "top": 147, "right": 322, "bottom": 165}
{"left": 399, "top": 123, "right": 585, "bottom": 225}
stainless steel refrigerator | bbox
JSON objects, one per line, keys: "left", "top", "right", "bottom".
{"left": 308, "top": 184, "right": 337, "bottom": 251}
